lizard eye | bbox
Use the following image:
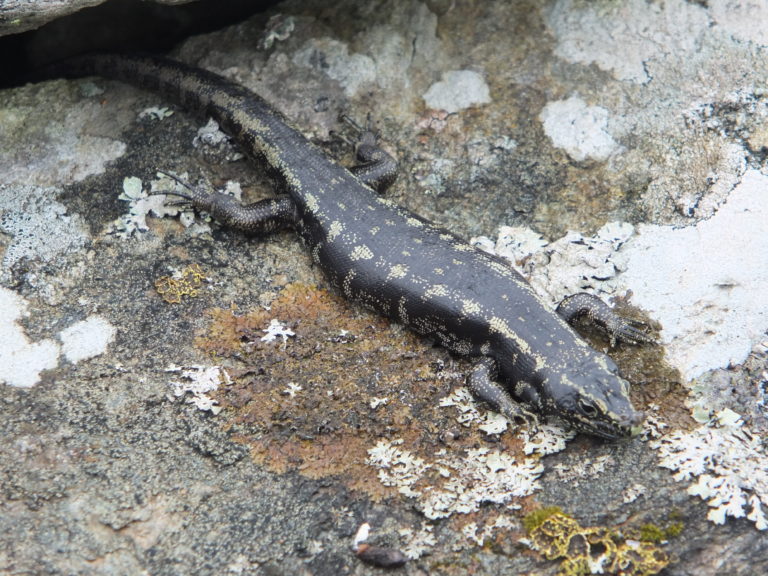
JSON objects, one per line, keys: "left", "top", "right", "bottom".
{"left": 578, "top": 398, "right": 599, "bottom": 418}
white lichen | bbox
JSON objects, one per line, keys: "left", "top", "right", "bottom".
{"left": 623, "top": 483, "right": 647, "bottom": 504}
{"left": 618, "top": 169, "right": 768, "bottom": 380}
{"left": 260, "top": 318, "right": 296, "bottom": 343}
{"left": 0, "top": 289, "right": 121, "bottom": 387}
{"left": 652, "top": 412, "right": 768, "bottom": 530}
{"left": 138, "top": 106, "right": 174, "bottom": 120}
{"left": 0, "top": 287, "right": 59, "bottom": 388}
{"left": 369, "top": 397, "right": 389, "bottom": 409}
{"left": 552, "top": 454, "right": 613, "bottom": 484}
{"left": 109, "top": 174, "right": 200, "bottom": 238}
{"left": 367, "top": 439, "right": 431, "bottom": 493}
{"left": 471, "top": 225, "right": 548, "bottom": 264}
{"left": 521, "top": 424, "right": 576, "bottom": 456}
{"left": 59, "top": 315, "right": 117, "bottom": 363}
{"left": 422, "top": 70, "right": 491, "bottom": 114}
{"left": 461, "top": 514, "right": 516, "bottom": 546}
{"left": 478, "top": 412, "right": 509, "bottom": 435}
{"left": 439, "top": 387, "right": 483, "bottom": 427}
{"left": 544, "top": 0, "right": 709, "bottom": 84}
{"left": 539, "top": 95, "right": 621, "bottom": 162}
{"left": 282, "top": 382, "right": 302, "bottom": 398}
{"left": 440, "top": 386, "right": 510, "bottom": 435}
{"left": 166, "top": 364, "right": 229, "bottom": 414}
{"left": 0, "top": 184, "right": 90, "bottom": 276}
{"left": 367, "top": 439, "right": 543, "bottom": 520}
{"left": 292, "top": 37, "right": 377, "bottom": 97}
{"left": 192, "top": 119, "right": 244, "bottom": 162}
{"left": 640, "top": 404, "right": 669, "bottom": 441}
{"left": 398, "top": 524, "right": 437, "bottom": 559}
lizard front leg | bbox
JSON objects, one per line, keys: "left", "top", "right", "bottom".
{"left": 556, "top": 293, "right": 656, "bottom": 346}
{"left": 468, "top": 357, "right": 539, "bottom": 433}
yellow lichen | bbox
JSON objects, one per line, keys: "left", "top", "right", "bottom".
{"left": 526, "top": 510, "right": 670, "bottom": 576}
{"left": 155, "top": 263, "right": 206, "bottom": 303}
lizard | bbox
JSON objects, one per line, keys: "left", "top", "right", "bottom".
{"left": 42, "top": 53, "right": 654, "bottom": 440}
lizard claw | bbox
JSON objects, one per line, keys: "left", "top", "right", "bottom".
{"left": 507, "top": 407, "right": 539, "bottom": 435}
{"left": 611, "top": 321, "right": 658, "bottom": 347}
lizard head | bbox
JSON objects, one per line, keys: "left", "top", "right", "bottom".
{"left": 518, "top": 355, "right": 644, "bottom": 440}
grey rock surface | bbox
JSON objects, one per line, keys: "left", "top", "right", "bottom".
{"left": 0, "top": 0, "right": 200, "bottom": 36}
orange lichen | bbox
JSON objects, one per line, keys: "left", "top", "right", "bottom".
{"left": 197, "top": 283, "right": 491, "bottom": 499}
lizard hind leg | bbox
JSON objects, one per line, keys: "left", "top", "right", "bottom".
{"left": 154, "top": 170, "right": 299, "bottom": 235}
{"left": 334, "top": 114, "right": 399, "bottom": 193}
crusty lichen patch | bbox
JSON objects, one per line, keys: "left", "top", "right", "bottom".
{"left": 155, "top": 263, "right": 207, "bottom": 304}
{"left": 166, "top": 364, "right": 229, "bottom": 414}
{"left": 198, "top": 283, "right": 479, "bottom": 501}
{"left": 366, "top": 438, "right": 543, "bottom": 519}
{"left": 197, "top": 282, "right": 566, "bottom": 517}
{"left": 524, "top": 509, "right": 670, "bottom": 576}
{"left": 652, "top": 413, "right": 768, "bottom": 530}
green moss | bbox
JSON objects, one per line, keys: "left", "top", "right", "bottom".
{"left": 638, "top": 521, "right": 684, "bottom": 543}
{"left": 638, "top": 523, "right": 666, "bottom": 543}
{"left": 523, "top": 506, "right": 566, "bottom": 534}
{"left": 665, "top": 521, "right": 684, "bottom": 538}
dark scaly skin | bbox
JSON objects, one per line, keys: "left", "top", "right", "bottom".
{"left": 50, "top": 53, "right": 653, "bottom": 440}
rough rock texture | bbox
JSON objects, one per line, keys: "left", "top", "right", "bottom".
{"left": 1, "top": 1, "right": 767, "bottom": 575}
{"left": 0, "top": 0, "right": 197, "bottom": 36}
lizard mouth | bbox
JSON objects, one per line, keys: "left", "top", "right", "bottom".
{"left": 587, "top": 408, "right": 646, "bottom": 440}
{"left": 571, "top": 418, "right": 639, "bottom": 441}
